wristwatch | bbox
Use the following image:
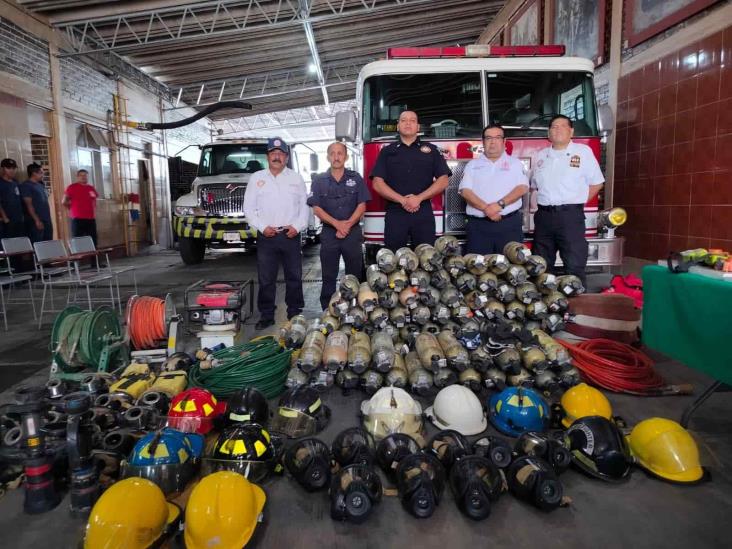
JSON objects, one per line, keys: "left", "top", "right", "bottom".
{"left": 497, "top": 199, "right": 506, "bottom": 209}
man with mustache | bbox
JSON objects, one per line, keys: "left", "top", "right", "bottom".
{"left": 243, "top": 137, "right": 309, "bottom": 330}
{"left": 308, "top": 142, "right": 370, "bottom": 310}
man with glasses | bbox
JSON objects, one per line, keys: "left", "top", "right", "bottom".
{"left": 530, "top": 115, "right": 604, "bottom": 285}
{"left": 458, "top": 124, "right": 529, "bottom": 254}
{"left": 370, "top": 110, "right": 452, "bottom": 250}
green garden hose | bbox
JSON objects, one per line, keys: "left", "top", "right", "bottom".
{"left": 187, "top": 337, "right": 291, "bottom": 399}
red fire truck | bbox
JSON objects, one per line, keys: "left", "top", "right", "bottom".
{"left": 335, "top": 45, "right": 622, "bottom": 265}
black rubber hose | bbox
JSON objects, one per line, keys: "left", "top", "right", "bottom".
{"left": 135, "top": 101, "right": 252, "bottom": 130}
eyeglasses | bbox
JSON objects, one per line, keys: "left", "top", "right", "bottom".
{"left": 483, "top": 136, "right": 504, "bottom": 141}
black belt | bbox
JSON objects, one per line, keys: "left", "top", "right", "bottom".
{"left": 537, "top": 204, "right": 584, "bottom": 212}
{"left": 468, "top": 209, "right": 521, "bottom": 221}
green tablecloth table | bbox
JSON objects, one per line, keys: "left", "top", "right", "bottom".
{"left": 642, "top": 265, "right": 731, "bottom": 425}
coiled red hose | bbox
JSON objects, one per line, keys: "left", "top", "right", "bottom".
{"left": 558, "top": 338, "right": 667, "bottom": 395}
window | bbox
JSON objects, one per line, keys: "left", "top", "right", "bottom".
{"left": 363, "top": 73, "right": 483, "bottom": 142}
{"left": 486, "top": 71, "right": 598, "bottom": 137}
{"left": 197, "top": 144, "right": 270, "bottom": 176}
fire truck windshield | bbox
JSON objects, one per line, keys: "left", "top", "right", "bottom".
{"left": 362, "top": 71, "right": 598, "bottom": 142}
{"left": 197, "top": 144, "right": 270, "bottom": 176}
{"left": 363, "top": 73, "right": 483, "bottom": 142}
{"left": 487, "top": 71, "right": 598, "bottom": 137}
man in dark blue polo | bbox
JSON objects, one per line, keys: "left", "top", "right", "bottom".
{"left": 21, "top": 163, "right": 53, "bottom": 242}
{"left": 0, "top": 158, "right": 25, "bottom": 240}
{"left": 308, "top": 142, "right": 370, "bottom": 310}
{"left": 370, "top": 111, "right": 451, "bottom": 250}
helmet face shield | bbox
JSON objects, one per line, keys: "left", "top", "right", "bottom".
{"left": 271, "top": 408, "right": 320, "bottom": 439}
{"left": 120, "top": 461, "right": 197, "bottom": 495}
{"left": 200, "top": 458, "right": 273, "bottom": 484}
{"left": 362, "top": 411, "right": 424, "bottom": 443}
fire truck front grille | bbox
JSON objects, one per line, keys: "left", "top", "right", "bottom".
{"left": 445, "top": 161, "right": 468, "bottom": 233}
{"left": 200, "top": 185, "right": 246, "bottom": 216}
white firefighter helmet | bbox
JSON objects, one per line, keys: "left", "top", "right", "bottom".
{"left": 425, "top": 385, "right": 487, "bottom": 436}
{"left": 361, "top": 387, "right": 424, "bottom": 446}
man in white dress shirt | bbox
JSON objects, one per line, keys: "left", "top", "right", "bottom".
{"left": 243, "top": 137, "right": 309, "bottom": 330}
{"left": 530, "top": 115, "right": 605, "bottom": 285}
{"left": 458, "top": 124, "right": 529, "bottom": 254}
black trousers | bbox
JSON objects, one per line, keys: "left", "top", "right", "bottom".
{"left": 0, "top": 220, "right": 25, "bottom": 240}
{"left": 26, "top": 219, "right": 54, "bottom": 243}
{"left": 320, "top": 226, "right": 363, "bottom": 310}
{"left": 532, "top": 205, "right": 588, "bottom": 285}
{"left": 384, "top": 206, "right": 435, "bottom": 251}
{"left": 71, "top": 218, "right": 98, "bottom": 245}
{"left": 465, "top": 211, "right": 523, "bottom": 255}
{"left": 256, "top": 232, "right": 304, "bottom": 320}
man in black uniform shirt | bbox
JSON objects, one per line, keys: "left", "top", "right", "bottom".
{"left": 308, "top": 142, "right": 370, "bottom": 310}
{"left": 370, "top": 111, "right": 451, "bottom": 250}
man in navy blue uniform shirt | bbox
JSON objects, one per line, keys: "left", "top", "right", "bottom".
{"left": 0, "top": 158, "right": 25, "bottom": 240}
{"left": 370, "top": 111, "right": 451, "bottom": 250}
{"left": 21, "top": 163, "right": 53, "bottom": 242}
{"left": 308, "top": 142, "right": 370, "bottom": 310}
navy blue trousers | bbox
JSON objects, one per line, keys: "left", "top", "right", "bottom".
{"left": 532, "top": 205, "right": 588, "bottom": 285}
{"left": 465, "top": 212, "right": 523, "bottom": 255}
{"left": 256, "top": 233, "right": 304, "bottom": 320}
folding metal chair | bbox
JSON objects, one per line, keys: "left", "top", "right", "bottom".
{"left": 0, "top": 274, "right": 35, "bottom": 330}
{"left": 33, "top": 240, "right": 116, "bottom": 327}
{"left": 0, "top": 237, "right": 40, "bottom": 313}
{"left": 69, "top": 236, "right": 138, "bottom": 311}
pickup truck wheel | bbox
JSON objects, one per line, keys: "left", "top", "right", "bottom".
{"left": 179, "top": 237, "right": 206, "bottom": 264}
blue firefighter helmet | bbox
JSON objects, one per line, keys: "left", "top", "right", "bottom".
{"left": 122, "top": 428, "right": 204, "bottom": 494}
{"left": 488, "top": 387, "right": 549, "bottom": 437}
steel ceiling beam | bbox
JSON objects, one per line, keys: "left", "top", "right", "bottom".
{"left": 55, "top": 0, "right": 442, "bottom": 56}
{"left": 214, "top": 99, "right": 356, "bottom": 134}
{"left": 300, "top": 0, "right": 328, "bottom": 106}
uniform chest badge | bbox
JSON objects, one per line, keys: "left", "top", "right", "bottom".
{"left": 346, "top": 179, "right": 356, "bottom": 187}
{"left": 420, "top": 145, "right": 431, "bottom": 153}
{"left": 570, "top": 155, "right": 581, "bottom": 168}
{"left": 256, "top": 180, "right": 266, "bottom": 187}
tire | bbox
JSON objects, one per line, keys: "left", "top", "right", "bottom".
{"left": 179, "top": 237, "right": 206, "bottom": 264}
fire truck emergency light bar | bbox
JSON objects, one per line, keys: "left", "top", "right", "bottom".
{"left": 386, "top": 45, "right": 566, "bottom": 58}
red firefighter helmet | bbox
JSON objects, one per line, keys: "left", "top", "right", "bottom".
{"left": 167, "top": 388, "right": 224, "bottom": 434}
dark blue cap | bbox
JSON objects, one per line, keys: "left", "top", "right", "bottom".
{"left": 267, "top": 137, "right": 289, "bottom": 154}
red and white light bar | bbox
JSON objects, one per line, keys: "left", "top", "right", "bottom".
{"left": 386, "top": 45, "right": 566, "bottom": 59}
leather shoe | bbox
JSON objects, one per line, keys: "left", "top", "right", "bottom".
{"left": 255, "top": 318, "right": 274, "bottom": 330}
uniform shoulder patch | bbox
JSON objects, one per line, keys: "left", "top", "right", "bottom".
{"left": 420, "top": 145, "right": 431, "bottom": 153}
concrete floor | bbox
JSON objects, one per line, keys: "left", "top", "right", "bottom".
{"left": 0, "top": 245, "right": 730, "bottom": 548}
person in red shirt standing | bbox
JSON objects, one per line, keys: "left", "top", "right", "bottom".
{"left": 63, "top": 169, "right": 99, "bottom": 244}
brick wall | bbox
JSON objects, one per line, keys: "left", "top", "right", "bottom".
{"left": 614, "top": 25, "right": 732, "bottom": 259}
{"left": 59, "top": 57, "right": 116, "bottom": 115}
{"left": 0, "top": 16, "right": 50, "bottom": 89}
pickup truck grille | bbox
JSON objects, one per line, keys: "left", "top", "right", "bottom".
{"left": 199, "top": 184, "right": 246, "bottom": 216}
